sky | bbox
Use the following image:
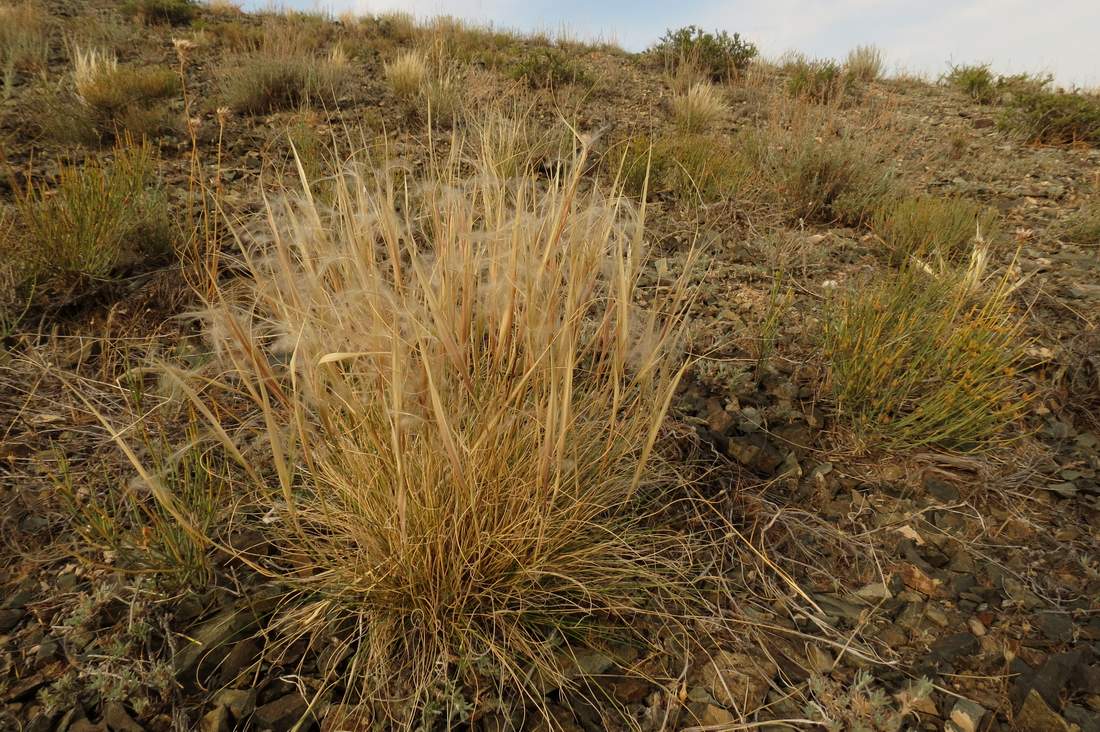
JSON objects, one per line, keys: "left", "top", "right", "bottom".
{"left": 243, "top": 0, "right": 1100, "bottom": 88}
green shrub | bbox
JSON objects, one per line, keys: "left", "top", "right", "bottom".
{"left": 873, "top": 196, "right": 999, "bottom": 265}
{"left": 1001, "top": 90, "right": 1100, "bottom": 145}
{"left": 822, "top": 266, "right": 1028, "bottom": 451}
{"left": 786, "top": 57, "right": 852, "bottom": 103}
{"left": 123, "top": 0, "right": 197, "bottom": 25}
{"left": 3, "top": 142, "right": 172, "bottom": 308}
{"left": 510, "top": 47, "right": 590, "bottom": 88}
{"left": 945, "top": 63, "right": 996, "bottom": 103}
{"left": 651, "top": 25, "right": 757, "bottom": 80}
{"left": 746, "top": 127, "right": 898, "bottom": 226}
{"left": 620, "top": 133, "right": 751, "bottom": 203}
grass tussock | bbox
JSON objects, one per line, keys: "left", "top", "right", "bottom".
{"left": 2, "top": 141, "right": 171, "bottom": 309}
{"left": 219, "top": 27, "right": 351, "bottom": 113}
{"left": 873, "top": 195, "right": 999, "bottom": 266}
{"left": 620, "top": 133, "right": 752, "bottom": 203}
{"left": 383, "top": 49, "right": 427, "bottom": 99}
{"left": 823, "top": 265, "right": 1028, "bottom": 451}
{"left": 43, "top": 46, "right": 181, "bottom": 143}
{"left": 119, "top": 124, "right": 712, "bottom": 725}
{"left": 1, "top": 2, "right": 50, "bottom": 96}
{"left": 671, "top": 81, "right": 728, "bottom": 133}
{"left": 845, "top": 45, "right": 884, "bottom": 82}
{"left": 1062, "top": 201, "right": 1100, "bottom": 245}
{"left": 785, "top": 56, "right": 853, "bottom": 104}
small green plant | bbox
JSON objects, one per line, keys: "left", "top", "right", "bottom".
{"left": 786, "top": 57, "right": 852, "bottom": 103}
{"left": 845, "top": 45, "right": 884, "bottom": 82}
{"left": 754, "top": 271, "right": 793, "bottom": 380}
{"left": 4, "top": 141, "right": 172, "bottom": 306}
{"left": 945, "top": 63, "right": 997, "bottom": 103}
{"left": 510, "top": 47, "right": 590, "bottom": 88}
{"left": 872, "top": 196, "right": 999, "bottom": 266}
{"left": 805, "top": 671, "right": 933, "bottom": 732}
{"left": 651, "top": 25, "right": 757, "bottom": 80}
{"left": 123, "top": 0, "right": 197, "bottom": 25}
{"left": 670, "top": 81, "right": 728, "bottom": 133}
{"left": 620, "top": 133, "right": 751, "bottom": 203}
{"left": 1001, "top": 89, "right": 1100, "bottom": 145}
{"left": 822, "top": 265, "right": 1028, "bottom": 451}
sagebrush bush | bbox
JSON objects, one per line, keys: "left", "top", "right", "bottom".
{"left": 620, "top": 133, "right": 751, "bottom": 203}
{"left": 383, "top": 49, "right": 427, "bottom": 99}
{"left": 115, "top": 125, "right": 713, "bottom": 726}
{"left": 786, "top": 57, "right": 852, "bottom": 103}
{"left": 1062, "top": 202, "right": 1100, "bottom": 244}
{"left": 945, "top": 63, "right": 996, "bottom": 103}
{"left": 652, "top": 25, "right": 757, "bottom": 80}
{"left": 671, "top": 81, "right": 728, "bottom": 133}
{"left": 1, "top": 2, "right": 50, "bottom": 96}
{"left": 845, "top": 45, "right": 884, "bottom": 82}
{"left": 123, "top": 0, "right": 196, "bottom": 25}
{"left": 510, "top": 47, "right": 590, "bottom": 88}
{"left": 1001, "top": 89, "right": 1100, "bottom": 145}
{"left": 746, "top": 125, "right": 898, "bottom": 226}
{"left": 873, "top": 196, "right": 999, "bottom": 266}
{"left": 823, "top": 266, "right": 1028, "bottom": 451}
{"left": 3, "top": 141, "right": 172, "bottom": 307}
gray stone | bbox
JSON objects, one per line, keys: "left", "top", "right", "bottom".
{"left": 104, "top": 702, "right": 144, "bottom": 732}
{"left": 254, "top": 693, "right": 312, "bottom": 732}
{"left": 949, "top": 698, "right": 986, "bottom": 732}
{"left": 1036, "top": 612, "right": 1075, "bottom": 643}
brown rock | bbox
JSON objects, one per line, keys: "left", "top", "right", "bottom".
{"left": 254, "top": 693, "right": 312, "bottom": 732}
{"left": 700, "top": 649, "right": 776, "bottom": 713}
{"left": 104, "top": 702, "right": 144, "bottom": 732}
{"left": 1015, "top": 689, "right": 1074, "bottom": 732}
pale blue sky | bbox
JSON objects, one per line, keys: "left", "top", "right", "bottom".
{"left": 242, "top": 0, "right": 1100, "bottom": 87}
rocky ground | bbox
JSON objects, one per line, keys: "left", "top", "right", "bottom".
{"left": 1, "top": 1, "right": 1099, "bottom": 731}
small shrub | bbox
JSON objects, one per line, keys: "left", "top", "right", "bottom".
{"left": 1001, "top": 89, "right": 1100, "bottom": 145}
{"left": 746, "top": 126, "right": 898, "bottom": 226}
{"left": 786, "top": 57, "right": 852, "bottom": 103}
{"left": 510, "top": 47, "right": 590, "bottom": 88}
{"left": 384, "top": 49, "right": 427, "bottom": 99}
{"left": 873, "top": 196, "right": 999, "bottom": 266}
{"left": 822, "top": 266, "right": 1028, "bottom": 451}
{"left": 123, "top": 0, "right": 197, "bottom": 25}
{"left": 845, "top": 45, "right": 884, "bottom": 82}
{"left": 671, "top": 82, "right": 728, "bottom": 133}
{"left": 0, "top": 2, "right": 50, "bottom": 96}
{"left": 620, "top": 133, "right": 751, "bottom": 203}
{"left": 945, "top": 63, "right": 996, "bottom": 103}
{"left": 4, "top": 141, "right": 172, "bottom": 306}
{"left": 651, "top": 25, "right": 757, "bottom": 80}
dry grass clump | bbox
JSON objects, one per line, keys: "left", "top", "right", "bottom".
{"left": 2, "top": 141, "right": 171, "bottom": 309}
{"left": 620, "top": 133, "right": 752, "bottom": 203}
{"left": 671, "top": 81, "right": 728, "bottom": 133}
{"left": 220, "top": 30, "right": 351, "bottom": 113}
{"left": 1062, "top": 201, "right": 1100, "bottom": 245}
{"left": 785, "top": 56, "right": 853, "bottom": 103}
{"left": 1001, "top": 88, "right": 1100, "bottom": 145}
{"left": 120, "top": 124, "right": 711, "bottom": 724}
{"left": 845, "top": 45, "right": 884, "bottom": 82}
{"left": 383, "top": 48, "right": 427, "bottom": 99}
{"left": 1, "top": 2, "right": 50, "bottom": 96}
{"left": 873, "top": 195, "right": 999, "bottom": 266}
{"left": 49, "top": 46, "right": 180, "bottom": 142}
{"left": 822, "top": 265, "right": 1028, "bottom": 451}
